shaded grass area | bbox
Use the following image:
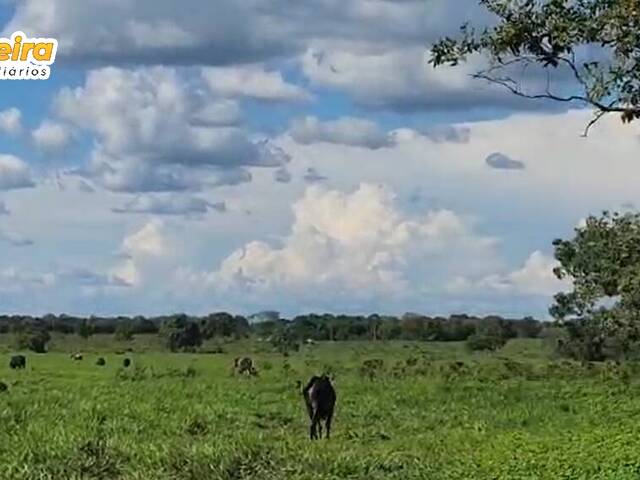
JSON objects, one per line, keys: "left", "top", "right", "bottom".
{"left": 0, "top": 338, "right": 639, "bottom": 479}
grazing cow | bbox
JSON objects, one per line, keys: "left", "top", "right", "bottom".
{"left": 233, "top": 356, "right": 257, "bottom": 376}
{"left": 302, "top": 375, "right": 336, "bottom": 440}
{"left": 96, "top": 357, "right": 106, "bottom": 366}
{"left": 71, "top": 353, "right": 83, "bottom": 361}
{"left": 9, "top": 355, "right": 26, "bottom": 370}
{"left": 123, "top": 358, "right": 131, "bottom": 368}
{"left": 0, "top": 381, "right": 7, "bottom": 393}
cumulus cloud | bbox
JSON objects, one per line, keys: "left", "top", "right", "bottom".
{"left": 485, "top": 152, "right": 525, "bottom": 170}
{"left": 205, "top": 183, "right": 501, "bottom": 309}
{"left": 4, "top": 0, "right": 295, "bottom": 66}
{"left": 4, "top": 0, "right": 485, "bottom": 66}
{"left": 0, "top": 155, "right": 36, "bottom": 190}
{"left": 112, "top": 194, "right": 226, "bottom": 216}
{"left": 122, "top": 220, "right": 167, "bottom": 257}
{"left": 189, "top": 99, "right": 242, "bottom": 127}
{"left": 301, "top": 46, "right": 576, "bottom": 113}
{"left": 0, "top": 108, "right": 22, "bottom": 136}
{"left": 0, "top": 267, "right": 54, "bottom": 293}
{"left": 290, "top": 116, "right": 395, "bottom": 149}
{"left": 448, "top": 251, "right": 568, "bottom": 297}
{"left": 31, "top": 121, "right": 74, "bottom": 152}
{"left": 4, "top": 0, "right": 577, "bottom": 116}
{"left": 202, "top": 66, "right": 312, "bottom": 102}
{"left": 111, "top": 220, "right": 171, "bottom": 287}
{"left": 54, "top": 67, "right": 289, "bottom": 192}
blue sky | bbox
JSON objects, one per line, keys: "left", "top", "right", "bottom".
{"left": 0, "top": 0, "right": 637, "bottom": 319}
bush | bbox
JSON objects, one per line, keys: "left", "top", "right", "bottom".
{"left": 466, "top": 334, "right": 506, "bottom": 352}
{"left": 14, "top": 329, "right": 50, "bottom": 353}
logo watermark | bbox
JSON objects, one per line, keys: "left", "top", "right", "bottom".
{"left": 0, "top": 31, "right": 58, "bottom": 80}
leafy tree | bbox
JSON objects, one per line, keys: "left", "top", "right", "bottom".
{"left": 550, "top": 211, "right": 640, "bottom": 359}
{"left": 26, "top": 330, "right": 51, "bottom": 353}
{"left": 430, "top": 0, "right": 640, "bottom": 133}
{"left": 13, "top": 323, "right": 51, "bottom": 353}
{"left": 114, "top": 319, "right": 134, "bottom": 342}
{"left": 270, "top": 325, "right": 300, "bottom": 356}
{"left": 76, "top": 318, "right": 95, "bottom": 340}
{"left": 161, "top": 315, "right": 203, "bottom": 352}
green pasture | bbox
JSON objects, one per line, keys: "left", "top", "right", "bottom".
{"left": 0, "top": 338, "right": 639, "bottom": 479}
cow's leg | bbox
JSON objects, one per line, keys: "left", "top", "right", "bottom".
{"left": 310, "top": 411, "right": 321, "bottom": 440}
{"left": 325, "top": 412, "right": 333, "bottom": 439}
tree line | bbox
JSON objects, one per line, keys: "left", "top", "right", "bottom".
{"left": 0, "top": 312, "right": 548, "bottom": 353}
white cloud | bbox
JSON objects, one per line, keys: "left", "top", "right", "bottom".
{"left": 202, "top": 66, "right": 312, "bottom": 102}
{"left": 0, "top": 267, "right": 55, "bottom": 294}
{"left": 54, "top": 67, "right": 289, "bottom": 192}
{"left": 4, "top": 0, "right": 294, "bottom": 65}
{"left": 31, "top": 121, "right": 74, "bottom": 152}
{"left": 0, "top": 155, "right": 35, "bottom": 190}
{"left": 301, "top": 47, "right": 573, "bottom": 112}
{"left": 4, "top": 0, "right": 483, "bottom": 66}
{"left": 206, "top": 183, "right": 501, "bottom": 310}
{"left": 122, "top": 220, "right": 167, "bottom": 257}
{"left": 449, "top": 251, "right": 568, "bottom": 297}
{"left": 111, "top": 220, "right": 170, "bottom": 287}
{"left": 0, "top": 108, "right": 22, "bottom": 136}
{"left": 290, "top": 116, "right": 395, "bottom": 149}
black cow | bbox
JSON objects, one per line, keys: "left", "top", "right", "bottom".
{"left": 123, "top": 358, "right": 131, "bottom": 368}
{"left": 9, "top": 355, "right": 26, "bottom": 370}
{"left": 302, "top": 375, "right": 336, "bottom": 440}
{"left": 96, "top": 357, "right": 106, "bottom": 366}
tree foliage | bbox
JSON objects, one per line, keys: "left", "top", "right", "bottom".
{"left": 160, "top": 315, "right": 203, "bottom": 352}
{"left": 430, "top": 0, "right": 640, "bottom": 133}
{"left": 551, "top": 211, "right": 640, "bottom": 360}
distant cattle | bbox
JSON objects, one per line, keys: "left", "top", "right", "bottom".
{"left": 9, "top": 355, "right": 26, "bottom": 370}
{"left": 302, "top": 375, "right": 336, "bottom": 440}
{"left": 233, "top": 356, "right": 257, "bottom": 376}
{"left": 71, "top": 353, "right": 83, "bottom": 361}
{"left": 123, "top": 358, "right": 131, "bottom": 368}
{"left": 0, "top": 381, "right": 7, "bottom": 393}
{"left": 96, "top": 357, "right": 106, "bottom": 366}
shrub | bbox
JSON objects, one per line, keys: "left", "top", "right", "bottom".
{"left": 466, "top": 334, "right": 506, "bottom": 352}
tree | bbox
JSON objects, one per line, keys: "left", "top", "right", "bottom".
{"left": 550, "top": 211, "right": 640, "bottom": 360}
{"left": 13, "top": 321, "right": 51, "bottom": 353}
{"left": 270, "top": 325, "right": 300, "bottom": 356}
{"left": 114, "top": 319, "right": 134, "bottom": 342}
{"left": 76, "top": 318, "right": 94, "bottom": 340}
{"left": 430, "top": 0, "right": 640, "bottom": 134}
{"left": 161, "top": 315, "right": 203, "bottom": 352}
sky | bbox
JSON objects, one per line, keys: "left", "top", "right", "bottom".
{"left": 0, "top": 0, "right": 638, "bottom": 319}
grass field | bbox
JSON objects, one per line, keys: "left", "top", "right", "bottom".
{"left": 1, "top": 337, "right": 640, "bottom": 479}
